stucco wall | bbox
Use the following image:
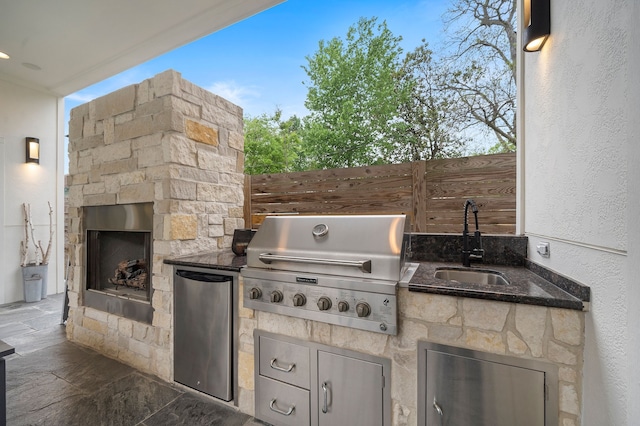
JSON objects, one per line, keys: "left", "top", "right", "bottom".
{"left": 0, "top": 79, "right": 64, "bottom": 304}
{"left": 626, "top": 2, "right": 640, "bottom": 424}
{"left": 522, "top": 0, "right": 637, "bottom": 424}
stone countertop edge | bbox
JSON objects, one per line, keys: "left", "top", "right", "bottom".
{"left": 408, "top": 261, "right": 589, "bottom": 311}
{"left": 0, "top": 340, "right": 15, "bottom": 358}
{"left": 163, "top": 252, "right": 590, "bottom": 311}
{"left": 164, "top": 252, "right": 246, "bottom": 272}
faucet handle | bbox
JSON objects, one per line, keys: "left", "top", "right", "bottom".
{"left": 469, "top": 248, "right": 485, "bottom": 262}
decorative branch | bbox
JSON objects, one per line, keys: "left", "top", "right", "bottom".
{"left": 20, "top": 242, "right": 27, "bottom": 267}
{"left": 40, "top": 202, "right": 54, "bottom": 264}
{"left": 20, "top": 203, "right": 30, "bottom": 266}
{"left": 26, "top": 203, "right": 43, "bottom": 265}
{"left": 20, "top": 202, "right": 54, "bottom": 266}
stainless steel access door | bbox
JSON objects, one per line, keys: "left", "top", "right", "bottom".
{"left": 425, "top": 350, "right": 546, "bottom": 425}
{"left": 174, "top": 268, "right": 233, "bottom": 401}
{"left": 317, "top": 351, "right": 384, "bottom": 426}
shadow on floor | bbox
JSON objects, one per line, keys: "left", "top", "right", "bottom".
{"left": 0, "top": 294, "right": 263, "bottom": 426}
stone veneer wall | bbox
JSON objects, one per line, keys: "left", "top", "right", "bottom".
{"left": 237, "top": 283, "right": 584, "bottom": 426}
{"left": 65, "top": 70, "right": 245, "bottom": 381}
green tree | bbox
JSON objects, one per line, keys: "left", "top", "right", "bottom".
{"left": 440, "top": 0, "right": 517, "bottom": 151}
{"left": 302, "top": 17, "right": 412, "bottom": 168}
{"left": 244, "top": 109, "right": 305, "bottom": 175}
{"left": 392, "top": 41, "right": 468, "bottom": 162}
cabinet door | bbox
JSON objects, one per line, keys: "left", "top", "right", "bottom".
{"left": 425, "top": 350, "right": 545, "bottom": 426}
{"left": 317, "top": 351, "right": 384, "bottom": 426}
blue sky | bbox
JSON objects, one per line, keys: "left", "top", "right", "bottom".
{"left": 64, "top": 0, "right": 451, "bottom": 170}
{"left": 65, "top": 0, "right": 449, "bottom": 118}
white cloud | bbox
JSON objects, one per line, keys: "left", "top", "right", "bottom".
{"left": 206, "top": 80, "right": 261, "bottom": 108}
{"left": 65, "top": 92, "right": 97, "bottom": 103}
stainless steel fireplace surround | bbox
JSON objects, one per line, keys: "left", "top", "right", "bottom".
{"left": 83, "top": 203, "right": 153, "bottom": 323}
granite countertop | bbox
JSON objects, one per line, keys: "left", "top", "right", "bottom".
{"left": 164, "top": 252, "right": 247, "bottom": 272}
{"left": 408, "top": 262, "right": 587, "bottom": 311}
{"left": 164, "top": 252, "right": 589, "bottom": 311}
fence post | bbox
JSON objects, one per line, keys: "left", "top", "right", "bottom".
{"left": 412, "top": 160, "right": 427, "bottom": 232}
{"left": 244, "top": 174, "right": 252, "bottom": 229}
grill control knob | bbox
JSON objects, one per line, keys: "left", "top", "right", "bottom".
{"left": 249, "top": 288, "right": 262, "bottom": 300}
{"left": 317, "top": 296, "right": 332, "bottom": 311}
{"left": 270, "top": 290, "right": 284, "bottom": 303}
{"left": 356, "top": 302, "right": 371, "bottom": 318}
{"left": 292, "top": 293, "right": 307, "bottom": 307}
{"left": 337, "top": 301, "right": 349, "bottom": 312}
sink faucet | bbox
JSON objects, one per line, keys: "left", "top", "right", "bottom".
{"left": 462, "top": 199, "right": 484, "bottom": 267}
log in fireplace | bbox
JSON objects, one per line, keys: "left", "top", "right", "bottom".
{"left": 84, "top": 203, "right": 153, "bottom": 323}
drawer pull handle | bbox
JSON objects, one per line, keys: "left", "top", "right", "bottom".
{"left": 322, "top": 382, "right": 329, "bottom": 413}
{"left": 270, "top": 358, "right": 295, "bottom": 372}
{"left": 269, "top": 398, "right": 295, "bottom": 416}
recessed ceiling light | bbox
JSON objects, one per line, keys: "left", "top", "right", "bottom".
{"left": 0, "top": 51, "right": 10, "bottom": 59}
{"left": 22, "top": 62, "right": 42, "bottom": 71}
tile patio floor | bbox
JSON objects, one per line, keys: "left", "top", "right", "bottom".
{"left": 0, "top": 293, "right": 262, "bottom": 425}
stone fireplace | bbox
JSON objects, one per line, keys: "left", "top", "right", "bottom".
{"left": 65, "top": 70, "right": 245, "bottom": 381}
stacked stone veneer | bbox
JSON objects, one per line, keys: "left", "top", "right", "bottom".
{"left": 237, "top": 285, "right": 585, "bottom": 425}
{"left": 65, "top": 70, "right": 245, "bottom": 381}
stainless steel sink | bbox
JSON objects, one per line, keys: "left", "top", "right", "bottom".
{"left": 434, "top": 268, "right": 510, "bottom": 286}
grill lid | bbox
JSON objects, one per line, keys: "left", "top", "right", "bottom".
{"left": 246, "top": 215, "right": 411, "bottom": 282}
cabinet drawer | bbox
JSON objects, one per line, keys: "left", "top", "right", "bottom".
{"left": 256, "top": 376, "right": 310, "bottom": 426}
{"left": 259, "top": 335, "right": 310, "bottom": 388}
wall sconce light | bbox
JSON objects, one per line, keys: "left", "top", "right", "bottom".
{"left": 26, "top": 137, "right": 40, "bottom": 164}
{"left": 523, "top": 0, "right": 550, "bottom": 52}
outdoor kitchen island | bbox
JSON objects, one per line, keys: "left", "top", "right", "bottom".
{"left": 165, "top": 236, "right": 589, "bottom": 426}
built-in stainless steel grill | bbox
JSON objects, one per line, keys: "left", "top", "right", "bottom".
{"left": 241, "top": 215, "right": 413, "bottom": 335}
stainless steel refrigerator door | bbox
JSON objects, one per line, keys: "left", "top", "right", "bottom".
{"left": 174, "top": 269, "right": 232, "bottom": 401}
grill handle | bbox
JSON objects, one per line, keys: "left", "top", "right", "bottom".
{"left": 258, "top": 253, "right": 372, "bottom": 273}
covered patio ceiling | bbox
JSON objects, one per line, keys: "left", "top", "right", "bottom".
{"left": 0, "top": 0, "right": 283, "bottom": 96}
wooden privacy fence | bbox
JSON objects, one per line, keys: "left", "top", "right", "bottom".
{"left": 244, "top": 153, "right": 516, "bottom": 234}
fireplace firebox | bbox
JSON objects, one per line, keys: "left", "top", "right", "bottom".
{"left": 83, "top": 203, "right": 154, "bottom": 323}
{"left": 86, "top": 231, "right": 151, "bottom": 300}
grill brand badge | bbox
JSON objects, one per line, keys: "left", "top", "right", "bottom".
{"left": 296, "top": 276, "right": 318, "bottom": 284}
{"left": 312, "top": 223, "right": 329, "bottom": 238}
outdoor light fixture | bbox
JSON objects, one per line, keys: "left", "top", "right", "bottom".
{"left": 26, "top": 137, "right": 40, "bottom": 164}
{"left": 523, "top": 0, "right": 550, "bottom": 52}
